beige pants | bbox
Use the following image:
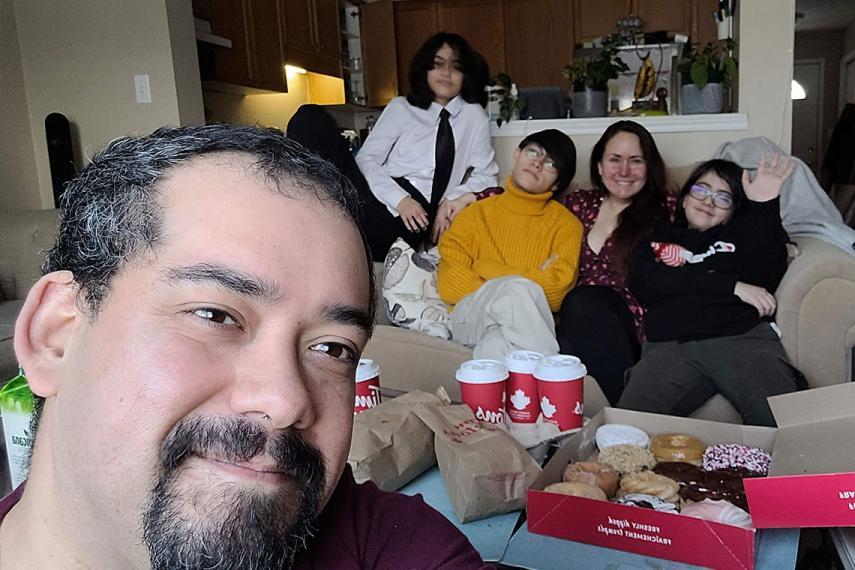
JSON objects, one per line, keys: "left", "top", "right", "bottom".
{"left": 450, "top": 276, "right": 560, "bottom": 361}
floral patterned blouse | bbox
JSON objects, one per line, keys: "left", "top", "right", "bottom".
{"left": 560, "top": 188, "right": 673, "bottom": 340}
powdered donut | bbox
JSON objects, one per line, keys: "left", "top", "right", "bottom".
{"left": 614, "top": 493, "right": 679, "bottom": 514}
{"left": 681, "top": 499, "right": 753, "bottom": 529}
{"left": 562, "top": 461, "right": 620, "bottom": 498}
{"left": 620, "top": 470, "right": 680, "bottom": 504}
{"left": 702, "top": 444, "right": 771, "bottom": 476}
{"left": 649, "top": 433, "right": 706, "bottom": 464}
{"left": 544, "top": 481, "right": 608, "bottom": 501}
{"left": 595, "top": 424, "right": 650, "bottom": 450}
{"left": 598, "top": 443, "right": 656, "bottom": 475}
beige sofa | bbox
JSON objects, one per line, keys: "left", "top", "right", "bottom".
{"left": 1, "top": 208, "right": 854, "bottom": 425}
{"left": 366, "top": 233, "right": 855, "bottom": 423}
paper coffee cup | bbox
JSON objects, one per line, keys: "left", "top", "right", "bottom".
{"left": 504, "top": 350, "right": 542, "bottom": 424}
{"left": 354, "top": 358, "right": 381, "bottom": 415}
{"left": 534, "top": 355, "right": 586, "bottom": 431}
{"left": 456, "top": 359, "right": 508, "bottom": 425}
{"left": 0, "top": 373, "right": 35, "bottom": 489}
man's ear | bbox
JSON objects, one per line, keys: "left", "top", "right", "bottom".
{"left": 14, "top": 271, "right": 80, "bottom": 398}
{"left": 512, "top": 147, "right": 520, "bottom": 164}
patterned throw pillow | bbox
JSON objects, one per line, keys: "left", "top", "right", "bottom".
{"left": 382, "top": 238, "right": 451, "bottom": 339}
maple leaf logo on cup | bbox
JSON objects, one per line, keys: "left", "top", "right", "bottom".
{"left": 510, "top": 389, "right": 531, "bottom": 411}
{"left": 540, "top": 396, "right": 557, "bottom": 418}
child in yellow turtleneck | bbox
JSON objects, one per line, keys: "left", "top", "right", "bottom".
{"left": 438, "top": 129, "right": 583, "bottom": 360}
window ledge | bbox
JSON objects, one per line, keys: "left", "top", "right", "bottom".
{"left": 490, "top": 113, "right": 748, "bottom": 137}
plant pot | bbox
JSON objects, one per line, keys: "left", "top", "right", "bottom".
{"left": 680, "top": 83, "right": 724, "bottom": 114}
{"left": 572, "top": 87, "right": 608, "bottom": 118}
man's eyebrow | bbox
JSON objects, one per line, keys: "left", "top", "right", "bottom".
{"left": 162, "top": 264, "right": 280, "bottom": 302}
{"left": 321, "top": 303, "right": 374, "bottom": 337}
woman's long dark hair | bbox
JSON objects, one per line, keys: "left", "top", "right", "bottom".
{"left": 406, "top": 32, "right": 489, "bottom": 109}
{"left": 589, "top": 120, "right": 671, "bottom": 277}
{"left": 675, "top": 159, "right": 745, "bottom": 226}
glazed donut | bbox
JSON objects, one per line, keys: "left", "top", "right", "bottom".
{"left": 562, "top": 461, "right": 620, "bottom": 498}
{"left": 619, "top": 470, "right": 681, "bottom": 504}
{"left": 649, "top": 433, "right": 706, "bottom": 464}
{"left": 598, "top": 443, "right": 656, "bottom": 475}
{"left": 544, "top": 481, "right": 607, "bottom": 501}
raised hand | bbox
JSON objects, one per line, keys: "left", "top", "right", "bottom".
{"left": 741, "top": 153, "right": 794, "bottom": 203}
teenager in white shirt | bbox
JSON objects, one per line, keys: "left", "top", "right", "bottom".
{"left": 288, "top": 33, "right": 498, "bottom": 261}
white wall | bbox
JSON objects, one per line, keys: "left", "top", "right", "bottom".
{"left": 0, "top": 0, "right": 39, "bottom": 209}
{"left": 10, "top": 0, "right": 204, "bottom": 208}
{"left": 492, "top": 0, "right": 796, "bottom": 188}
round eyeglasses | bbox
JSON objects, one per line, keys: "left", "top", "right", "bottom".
{"left": 688, "top": 184, "right": 734, "bottom": 209}
{"left": 524, "top": 146, "right": 558, "bottom": 173}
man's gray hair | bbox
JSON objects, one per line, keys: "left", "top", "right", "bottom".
{"left": 43, "top": 123, "right": 375, "bottom": 321}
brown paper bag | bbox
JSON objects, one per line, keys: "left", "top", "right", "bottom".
{"left": 413, "top": 403, "right": 541, "bottom": 523}
{"left": 347, "top": 390, "right": 443, "bottom": 491}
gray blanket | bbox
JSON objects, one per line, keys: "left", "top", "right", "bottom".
{"left": 714, "top": 137, "right": 855, "bottom": 256}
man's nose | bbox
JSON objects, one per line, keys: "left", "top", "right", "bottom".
{"left": 230, "top": 340, "right": 316, "bottom": 430}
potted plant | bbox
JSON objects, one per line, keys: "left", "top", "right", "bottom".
{"left": 563, "top": 36, "right": 629, "bottom": 118}
{"left": 676, "top": 40, "right": 737, "bottom": 114}
{"left": 489, "top": 73, "right": 525, "bottom": 127}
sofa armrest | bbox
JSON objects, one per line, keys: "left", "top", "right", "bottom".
{"left": 0, "top": 209, "right": 59, "bottom": 301}
{"left": 775, "top": 237, "right": 855, "bottom": 388}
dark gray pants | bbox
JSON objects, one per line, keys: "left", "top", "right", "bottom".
{"left": 617, "top": 323, "right": 804, "bottom": 426}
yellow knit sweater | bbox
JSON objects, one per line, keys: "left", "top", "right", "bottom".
{"left": 438, "top": 177, "right": 584, "bottom": 312}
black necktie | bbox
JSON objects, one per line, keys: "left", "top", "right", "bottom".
{"left": 431, "top": 108, "right": 455, "bottom": 215}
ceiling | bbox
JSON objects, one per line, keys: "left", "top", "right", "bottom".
{"left": 795, "top": 0, "right": 855, "bottom": 32}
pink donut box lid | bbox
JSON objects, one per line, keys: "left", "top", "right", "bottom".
{"left": 533, "top": 354, "right": 587, "bottom": 382}
{"left": 504, "top": 350, "right": 544, "bottom": 374}
{"left": 455, "top": 359, "right": 509, "bottom": 384}
{"left": 355, "top": 358, "right": 381, "bottom": 383}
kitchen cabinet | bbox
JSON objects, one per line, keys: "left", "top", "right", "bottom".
{"left": 201, "top": 0, "right": 288, "bottom": 92}
{"left": 573, "top": 0, "right": 702, "bottom": 42}
{"left": 360, "top": 0, "right": 398, "bottom": 107}
{"left": 503, "top": 0, "right": 574, "bottom": 88}
{"left": 283, "top": 0, "right": 342, "bottom": 78}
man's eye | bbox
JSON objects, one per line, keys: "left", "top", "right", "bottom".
{"left": 311, "top": 341, "right": 357, "bottom": 363}
{"left": 192, "top": 308, "right": 239, "bottom": 327}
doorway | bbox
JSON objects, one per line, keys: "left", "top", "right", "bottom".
{"left": 792, "top": 59, "right": 825, "bottom": 173}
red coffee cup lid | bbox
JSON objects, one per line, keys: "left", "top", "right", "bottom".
{"left": 534, "top": 354, "right": 586, "bottom": 382}
{"left": 504, "top": 350, "right": 543, "bottom": 373}
{"left": 355, "top": 358, "right": 381, "bottom": 383}
{"left": 455, "top": 359, "right": 508, "bottom": 384}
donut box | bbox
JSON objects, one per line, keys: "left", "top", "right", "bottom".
{"left": 743, "top": 382, "right": 855, "bottom": 529}
{"left": 527, "top": 407, "right": 776, "bottom": 569}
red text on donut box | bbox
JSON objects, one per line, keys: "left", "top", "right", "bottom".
{"left": 527, "top": 407, "right": 776, "bottom": 569}
{"left": 744, "top": 383, "right": 855, "bottom": 528}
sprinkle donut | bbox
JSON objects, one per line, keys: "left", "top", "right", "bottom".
{"left": 702, "top": 444, "right": 771, "bottom": 476}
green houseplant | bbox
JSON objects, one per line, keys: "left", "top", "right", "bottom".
{"left": 563, "top": 36, "right": 629, "bottom": 118}
{"left": 489, "top": 72, "right": 525, "bottom": 127}
{"left": 676, "top": 40, "right": 737, "bottom": 114}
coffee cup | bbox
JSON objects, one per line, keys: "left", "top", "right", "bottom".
{"left": 455, "top": 359, "right": 508, "bottom": 425}
{"left": 534, "top": 355, "right": 586, "bottom": 431}
{"left": 504, "top": 350, "right": 542, "bottom": 424}
{"left": 354, "top": 358, "right": 381, "bottom": 414}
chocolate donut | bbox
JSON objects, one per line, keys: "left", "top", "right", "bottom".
{"left": 653, "top": 461, "right": 750, "bottom": 511}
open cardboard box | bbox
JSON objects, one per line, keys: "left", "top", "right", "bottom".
{"left": 743, "top": 382, "right": 855, "bottom": 528}
{"left": 527, "top": 407, "right": 776, "bottom": 569}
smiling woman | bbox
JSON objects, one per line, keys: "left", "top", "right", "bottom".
{"left": 556, "top": 120, "right": 673, "bottom": 406}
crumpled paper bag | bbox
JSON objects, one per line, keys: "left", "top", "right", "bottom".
{"left": 348, "top": 389, "right": 447, "bottom": 491}
{"left": 413, "top": 403, "right": 541, "bottom": 523}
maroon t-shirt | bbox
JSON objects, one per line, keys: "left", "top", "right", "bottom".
{"left": 0, "top": 467, "right": 490, "bottom": 569}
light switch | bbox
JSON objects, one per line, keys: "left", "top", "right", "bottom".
{"left": 134, "top": 74, "right": 151, "bottom": 104}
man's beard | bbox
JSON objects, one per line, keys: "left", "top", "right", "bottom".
{"left": 142, "top": 415, "right": 326, "bottom": 570}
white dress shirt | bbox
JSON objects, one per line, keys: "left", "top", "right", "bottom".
{"left": 355, "top": 95, "right": 499, "bottom": 215}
